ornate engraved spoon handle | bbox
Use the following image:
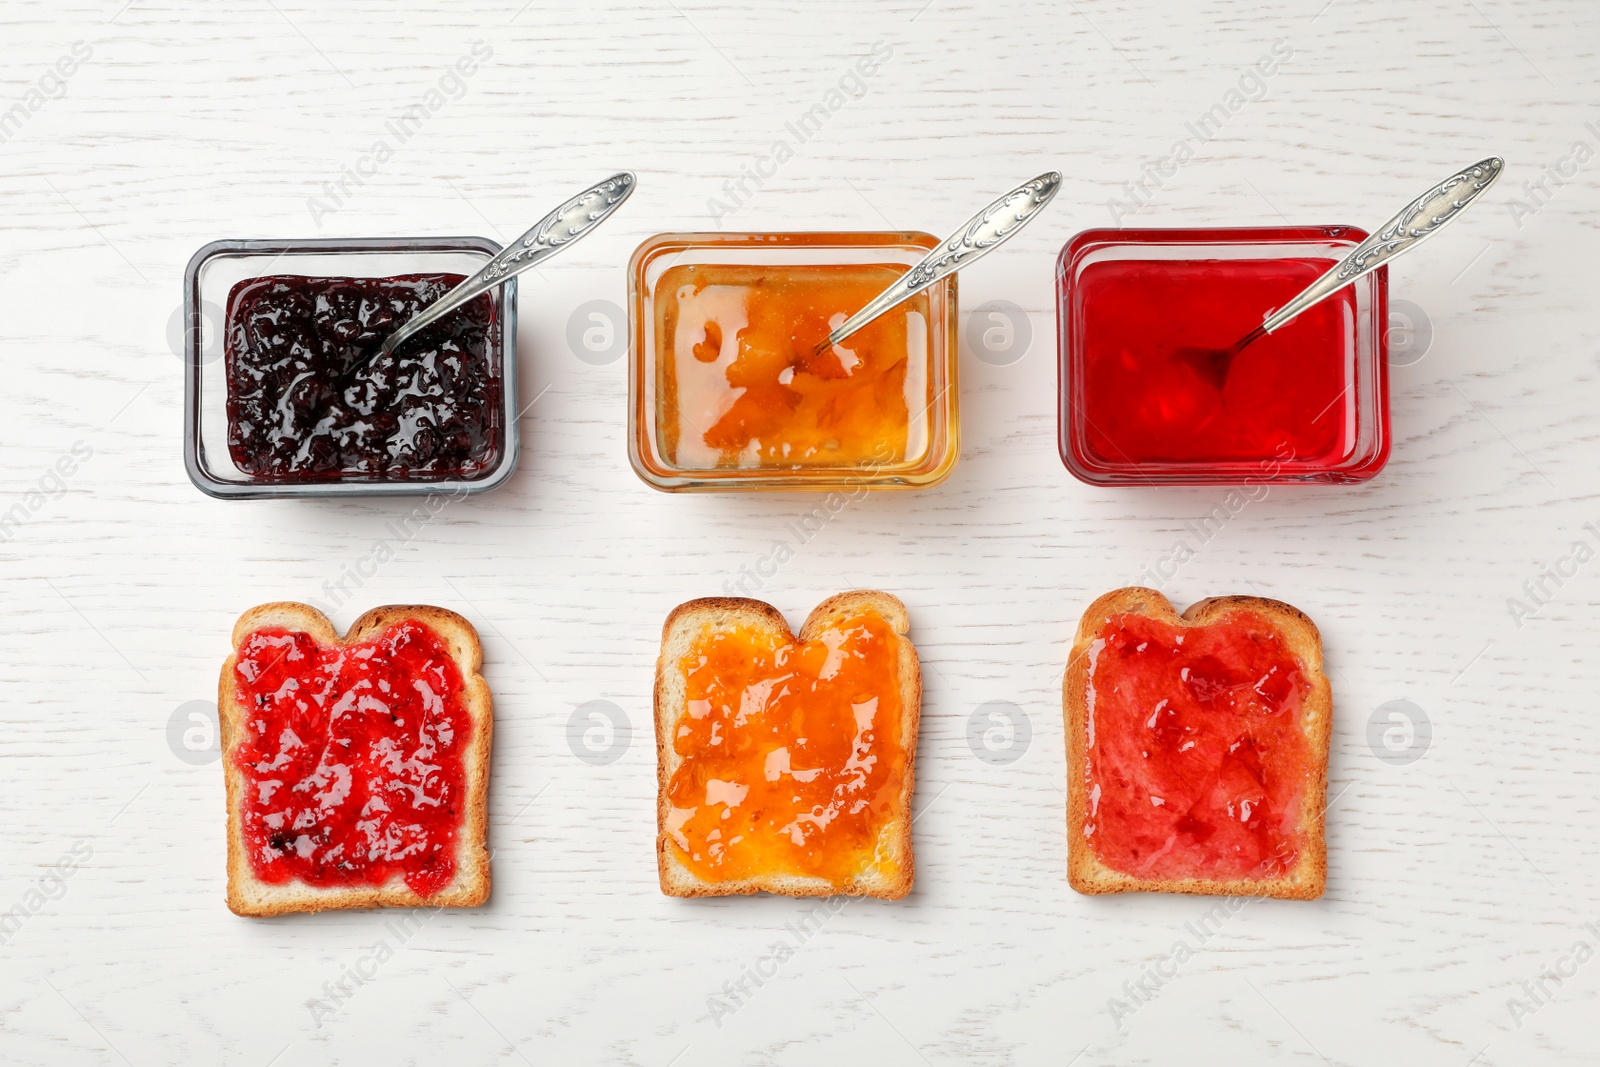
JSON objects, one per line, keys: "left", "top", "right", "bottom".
{"left": 1261, "top": 157, "right": 1503, "bottom": 334}
{"left": 821, "top": 171, "right": 1062, "bottom": 352}
{"left": 374, "top": 171, "right": 636, "bottom": 360}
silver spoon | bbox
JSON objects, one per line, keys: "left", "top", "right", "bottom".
{"left": 1179, "top": 156, "right": 1504, "bottom": 390}
{"left": 358, "top": 171, "right": 636, "bottom": 368}
{"left": 816, "top": 171, "right": 1061, "bottom": 353}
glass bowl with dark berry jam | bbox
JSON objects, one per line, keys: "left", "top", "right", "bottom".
{"left": 1057, "top": 226, "right": 1390, "bottom": 486}
{"left": 183, "top": 237, "right": 517, "bottom": 498}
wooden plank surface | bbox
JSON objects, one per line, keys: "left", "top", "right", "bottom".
{"left": 0, "top": 0, "right": 1597, "bottom": 1063}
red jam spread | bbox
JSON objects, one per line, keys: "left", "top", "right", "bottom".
{"left": 1082, "top": 611, "right": 1313, "bottom": 882}
{"left": 656, "top": 263, "right": 929, "bottom": 469}
{"left": 1076, "top": 257, "right": 1357, "bottom": 466}
{"left": 664, "top": 608, "right": 907, "bottom": 884}
{"left": 231, "top": 620, "right": 472, "bottom": 896}
{"left": 225, "top": 274, "right": 501, "bottom": 482}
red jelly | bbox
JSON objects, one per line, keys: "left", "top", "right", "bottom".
{"left": 230, "top": 621, "right": 472, "bottom": 896}
{"left": 1082, "top": 611, "right": 1314, "bottom": 882}
{"left": 225, "top": 274, "right": 502, "bottom": 482}
{"left": 1059, "top": 227, "right": 1389, "bottom": 485}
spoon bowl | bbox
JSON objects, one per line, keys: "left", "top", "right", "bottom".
{"left": 1178, "top": 156, "right": 1503, "bottom": 391}
{"left": 1174, "top": 324, "right": 1271, "bottom": 392}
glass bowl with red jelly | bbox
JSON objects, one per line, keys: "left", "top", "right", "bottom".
{"left": 1058, "top": 226, "right": 1390, "bottom": 486}
{"left": 183, "top": 236, "right": 518, "bottom": 499}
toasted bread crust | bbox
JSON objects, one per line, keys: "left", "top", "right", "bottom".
{"left": 1063, "top": 587, "right": 1330, "bottom": 900}
{"left": 654, "top": 591, "right": 920, "bottom": 901}
{"left": 220, "top": 602, "right": 493, "bottom": 917}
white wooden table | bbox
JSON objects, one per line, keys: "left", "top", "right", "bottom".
{"left": 2, "top": 1, "right": 1597, "bottom": 1063}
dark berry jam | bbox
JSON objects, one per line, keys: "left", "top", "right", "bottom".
{"left": 231, "top": 620, "right": 473, "bottom": 896}
{"left": 224, "top": 274, "right": 502, "bottom": 482}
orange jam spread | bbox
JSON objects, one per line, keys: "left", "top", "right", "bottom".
{"left": 1083, "top": 611, "right": 1314, "bottom": 882}
{"left": 664, "top": 608, "right": 907, "bottom": 884}
{"left": 656, "top": 262, "right": 930, "bottom": 469}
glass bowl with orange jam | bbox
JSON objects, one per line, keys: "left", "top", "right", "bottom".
{"left": 629, "top": 232, "right": 959, "bottom": 491}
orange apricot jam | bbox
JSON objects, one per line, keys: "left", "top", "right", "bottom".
{"left": 1083, "top": 611, "right": 1314, "bottom": 882}
{"left": 656, "top": 263, "right": 930, "bottom": 469}
{"left": 664, "top": 608, "right": 909, "bottom": 885}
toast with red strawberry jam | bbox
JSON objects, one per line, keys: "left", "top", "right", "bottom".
{"left": 219, "top": 602, "right": 492, "bottom": 916}
{"left": 1064, "top": 587, "right": 1330, "bottom": 899}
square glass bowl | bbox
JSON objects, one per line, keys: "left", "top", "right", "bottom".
{"left": 628, "top": 231, "right": 959, "bottom": 492}
{"left": 183, "top": 236, "right": 518, "bottom": 499}
{"left": 1057, "top": 226, "right": 1389, "bottom": 486}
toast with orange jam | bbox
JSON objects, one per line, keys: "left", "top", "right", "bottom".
{"left": 654, "top": 590, "right": 920, "bottom": 900}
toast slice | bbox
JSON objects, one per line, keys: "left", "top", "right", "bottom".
{"left": 654, "top": 590, "right": 920, "bottom": 900}
{"left": 1064, "top": 587, "right": 1330, "bottom": 900}
{"left": 219, "top": 602, "right": 492, "bottom": 917}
